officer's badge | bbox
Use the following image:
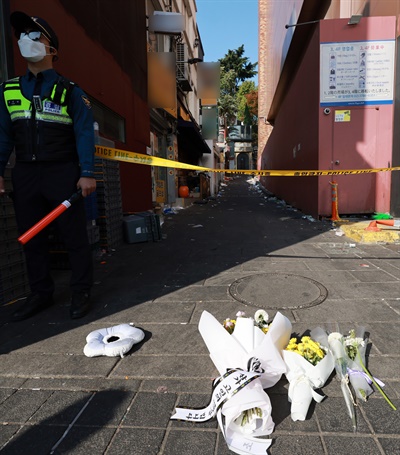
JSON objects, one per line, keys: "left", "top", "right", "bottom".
{"left": 81, "top": 95, "right": 92, "bottom": 109}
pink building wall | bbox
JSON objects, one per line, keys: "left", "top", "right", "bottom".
{"left": 260, "top": 16, "right": 396, "bottom": 217}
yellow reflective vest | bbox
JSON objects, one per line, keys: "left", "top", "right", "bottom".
{"left": 3, "top": 76, "right": 78, "bottom": 162}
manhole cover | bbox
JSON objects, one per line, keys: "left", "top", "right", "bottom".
{"left": 228, "top": 273, "right": 328, "bottom": 310}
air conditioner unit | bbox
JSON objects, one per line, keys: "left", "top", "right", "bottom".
{"left": 176, "top": 43, "right": 192, "bottom": 92}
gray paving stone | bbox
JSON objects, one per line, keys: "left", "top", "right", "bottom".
{"left": 93, "top": 301, "right": 195, "bottom": 324}
{"left": 293, "top": 298, "right": 400, "bottom": 323}
{"left": 0, "top": 389, "right": 52, "bottom": 423}
{"left": 0, "top": 378, "right": 27, "bottom": 389}
{"left": 0, "top": 353, "right": 118, "bottom": 377}
{"left": 268, "top": 435, "right": 325, "bottom": 455}
{"left": 76, "top": 389, "right": 135, "bottom": 426}
{"left": 330, "top": 282, "right": 400, "bottom": 300}
{"left": 204, "top": 272, "right": 253, "bottom": 286}
{"left": 361, "top": 398, "right": 400, "bottom": 434}
{"left": 22, "top": 377, "right": 141, "bottom": 391}
{"left": 378, "top": 437, "right": 400, "bottom": 454}
{"left": 315, "top": 397, "right": 370, "bottom": 433}
{"left": 52, "top": 426, "right": 116, "bottom": 454}
{"left": 110, "top": 354, "right": 217, "bottom": 380}
{"left": 305, "top": 258, "right": 379, "bottom": 272}
{"left": 367, "top": 322, "right": 400, "bottom": 354}
{"left": 122, "top": 391, "right": 177, "bottom": 427}
{"left": 349, "top": 269, "right": 399, "bottom": 282}
{"left": 296, "top": 269, "right": 358, "bottom": 283}
{"left": 0, "top": 424, "right": 67, "bottom": 454}
{"left": 0, "top": 388, "right": 15, "bottom": 405}
{"left": 366, "top": 356, "right": 400, "bottom": 379}
{"left": 136, "top": 324, "right": 209, "bottom": 355}
{"left": 367, "top": 261, "right": 400, "bottom": 280}
{"left": 163, "top": 429, "right": 217, "bottom": 455}
{"left": 141, "top": 378, "right": 213, "bottom": 394}
{"left": 106, "top": 428, "right": 165, "bottom": 455}
{"left": 29, "top": 390, "right": 92, "bottom": 424}
{"left": 154, "top": 285, "right": 231, "bottom": 302}
{"left": 0, "top": 324, "right": 101, "bottom": 355}
{"left": 384, "top": 298, "right": 400, "bottom": 311}
{"left": 324, "top": 436, "right": 382, "bottom": 455}
{"left": 0, "top": 424, "right": 19, "bottom": 448}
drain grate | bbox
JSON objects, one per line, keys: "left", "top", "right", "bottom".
{"left": 228, "top": 273, "right": 328, "bottom": 310}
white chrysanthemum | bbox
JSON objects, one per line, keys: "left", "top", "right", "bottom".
{"left": 236, "top": 311, "right": 246, "bottom": 318}
{"left": 344, "top": 337, "right": 365, "bottom": 347}
{"left": 254, "top": 309, "right": 269, "bottom": 325}
{"left": 328, "top": 332, "right": 343, "bottom": 343}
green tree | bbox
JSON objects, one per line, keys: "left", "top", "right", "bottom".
{"left": 219, "top": 45, "right": 257, "bottom": 93}
{"left": 218, "top": 46, "right": 257, "bottom": 133}
{"left": 243, "top": 104, "right": 252, "bottom": 126}
{"left": 219, "top": 69, "right": 238, "bottom": 127}
{"left": 237, "top": 80, "right": 257, "bottom": 121}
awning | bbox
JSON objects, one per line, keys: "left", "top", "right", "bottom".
{"left": 177, "top": 119, "right": 211, "bottom": 165}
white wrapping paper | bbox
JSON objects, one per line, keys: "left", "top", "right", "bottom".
{"left": 192, "top": 310, "right": 292, "bottom": 454}
{"left": 199, "top": 310, "right": 292, "bottom": 389}
{"left": 283, "top": 350, "right": 334, "bottom": 421}
{"left": 345, "top": 328, "right": 377, "bottom": 401}
{"left": 171, "top": 368, "right": 273, "bottom": 454}
{"left": 328, "top": 332, "right": 357, "bottom": 430}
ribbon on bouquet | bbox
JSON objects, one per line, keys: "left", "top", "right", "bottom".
{"left": 171, "top": 368, "right": 261, "bottom": 423}
{"left": 288, "top": 374, "right": 326, "bottom": 404}
{"left": 347, "top": 368, "right": 385, "bottom": 387}
{"left": 171, "top": 367, "right": 272, "bottom": 455}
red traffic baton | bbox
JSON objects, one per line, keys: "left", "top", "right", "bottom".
{"left": 18, "top": 189, "right": 83, "bottom": 245}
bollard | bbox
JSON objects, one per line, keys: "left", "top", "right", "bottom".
{"left": 330, "top": 181, "right": 341, "bottom": 221}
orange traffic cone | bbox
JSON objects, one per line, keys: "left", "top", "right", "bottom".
{"left": 375, "top": 219, "right": 400, "bottom": 228}
{"left": 330, "top": 181, "right": 341, "bottom": 221}
{"left": 365, "top": 219, "right": 400, "bottom": 231}
{"left": 365, "top": 221, "right": 380, "bottom": 231}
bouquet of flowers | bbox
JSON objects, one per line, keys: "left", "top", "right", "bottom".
{"left": 171, "top": 309, "right": 292, "bottom": 455}
{"left": 328, "top": 330, "right": 357, "bottom": 431}
{"left": 343, "top": 328, "right": 374, "bottom": 401}
{"left": 328, "top": 327, "right": 396, "bottom": 431}
{"left": 343, "top": 328, "right": 395, "bottom": 410}
{"left": 207, "top": 309, "right": 292, "bottom": 389}
{"left": 283, "top": 326, "right": 334, "bottom": 421}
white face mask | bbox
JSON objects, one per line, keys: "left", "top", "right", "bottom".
{"left": 18, "top": 35, "right": 48, "bottom": 62}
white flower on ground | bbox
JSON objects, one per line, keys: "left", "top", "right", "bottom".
{"left": 254, "top": 310, "right": 269, "bottom": 326}
{"left": 328, "top": 332, "right": 343, "bottom": 344}
{"left": 236, "top": 311, "right": 246, "bottom": 318}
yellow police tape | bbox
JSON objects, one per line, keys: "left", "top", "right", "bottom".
{"left": 95, "top": 145, "right": 400, "bottom": 177}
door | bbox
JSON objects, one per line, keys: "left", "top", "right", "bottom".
{"left": 331, "top": 107, "right": 378, "bottom": 214}
{"left": 237, "top": 152, "right": 250, "bottom": 170}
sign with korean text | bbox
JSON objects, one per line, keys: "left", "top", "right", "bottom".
{"left": 320, "top": 40, "right": 395, "bottom": 106}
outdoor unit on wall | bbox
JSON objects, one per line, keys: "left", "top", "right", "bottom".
{"left": 176, "top": 43, "right": 192, "bottom": 92}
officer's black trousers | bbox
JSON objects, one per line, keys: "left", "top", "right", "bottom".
{"left": 12, "top": 161, "right": 93, "bottom": 297}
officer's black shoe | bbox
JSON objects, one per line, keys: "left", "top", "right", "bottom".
{"left": 11, "top": 293, "right": 54, "bottom": 321}
{"left": 70, "top": 292, "right": 91, "bottom": 319}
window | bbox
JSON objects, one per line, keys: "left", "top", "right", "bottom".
{"left": 89, "top": 97, "right": 126, "bottom": 143}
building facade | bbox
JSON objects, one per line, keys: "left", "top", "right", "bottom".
{"left": 258, "top": 0, "right": 400, "bottom": 217}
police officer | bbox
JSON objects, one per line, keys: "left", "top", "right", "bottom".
{"left": 0, "top": 11, "right": 96, "bottom": 320}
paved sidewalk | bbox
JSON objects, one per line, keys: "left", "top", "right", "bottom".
{"left": 0, "top": 176, "right": 399, "bottom": 455}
